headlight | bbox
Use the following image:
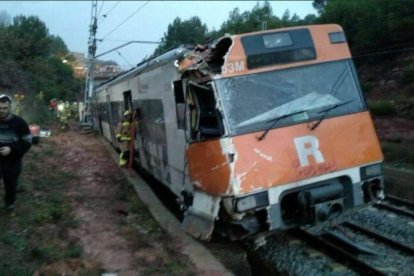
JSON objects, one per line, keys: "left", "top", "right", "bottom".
{"left": 360, "top": 163, "right": 383, "bottom": 180}
{"left": 235, "top": 191, "right": 269, "bottom": 213}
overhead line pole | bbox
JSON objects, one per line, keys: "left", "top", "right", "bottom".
{"left": 82, "top": 0, "right": 160, "bottom": 130}
{"left": 83, "top": 0, "right": 98, "bottom": 128}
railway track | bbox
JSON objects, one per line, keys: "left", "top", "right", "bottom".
{"left": 245, "top": 195, "right": 414, "bottom": 275}
{"left": 374, "top": 195, "right": 414, "bottom": 219}
{"left": 131, "top": 162, "right": 414, "bottom": 275}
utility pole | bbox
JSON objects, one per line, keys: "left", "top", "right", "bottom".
{"left": 83, "top": 0, "right": 98, "bottom": 128}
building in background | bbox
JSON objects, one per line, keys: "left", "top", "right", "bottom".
{"left": 70, "top": 52, "right": 122, "bottom": 83}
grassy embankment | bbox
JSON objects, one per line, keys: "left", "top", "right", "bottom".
{"left": 0, "top": 138, "right": 92, "bottom": 274}
{"left": 0, "top": 112, "right": 193, "bottom": 274}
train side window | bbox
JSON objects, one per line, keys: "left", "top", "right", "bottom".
{"left": 188, "top": 81, "right": 224, "bottom": 140}
{"left": 123, "top": 90, "right": 132, "bottom": 111}
{"left": 173, "top": 80, "right": 186, "bottom": 130}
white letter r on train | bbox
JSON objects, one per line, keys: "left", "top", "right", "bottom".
{"left": 294, "top": 135, "right": 325, "bottom": 167}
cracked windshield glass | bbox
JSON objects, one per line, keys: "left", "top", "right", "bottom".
{"left": 215, "top": 60, "right": 365, "bottom": 135}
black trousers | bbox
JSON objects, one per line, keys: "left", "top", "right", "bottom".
{"left": 0, "top": 161, "right": 22, "bottom": 206}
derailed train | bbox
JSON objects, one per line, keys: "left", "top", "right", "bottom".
{"left": 93, "top": 24, "right": 384, "bottom": 240}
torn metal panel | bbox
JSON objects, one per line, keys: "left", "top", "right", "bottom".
{"left": 181, "top": 190, "right": 221, "bottom": 240}
{"left": 176, "top": 36, "right": 233, "bottom": 78}
{"left": 181, "top": 209, "right": 216, "bottom": 240}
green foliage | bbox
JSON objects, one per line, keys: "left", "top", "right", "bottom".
{"left": 318, "top": 0, "right": 414, "bottom": 57}
{"left": 394, "top": 96, "right": 414, "bottom": 119}
{"left": 0, "top": 14, "right": 83, "bottom": 104}
{"left": 153, "top": 16, "right": 209, "bottom": 56}
{"left": 401, "top": 63, "right": 414, "bottom": 85}
{"left": 8, "top": 16, "right": 51, "bottom": 61}
{"left": 216, "top": 3, "right": 275, "bottom": 36}
{"left": 18, "top": 94, "right": 54, "bottom": 125}
{"left": 367, "top": 100, "right": 396, "bottom": 116}
{"left": 360, "top": 81, "right": 373, "bottom": 94}
{"left": 0, "top": 138, "right": 81, "bottom": 274}
{"left": 49, "top": 35, "right": 69, "bottom": 58}
{"left": 313, "top": 0, "right": 328, "bottom": 15}
{"left": 381, "top": 141, "right": 414, "bottom": 169}
{"left": 212, "top": 1, "right": 315, "bottom": 39}
{"left": 152, "top": 1, "right": 317, "bottom": 56}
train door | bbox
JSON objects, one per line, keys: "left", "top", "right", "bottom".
{"left": 123, "top": 90, "right": 141, "bottom": 160}
{"left": 106, "top": 94, "right": 116, "bottom": 143}
{"left": 123, "top": 90, "right": 133, "bottom": 111}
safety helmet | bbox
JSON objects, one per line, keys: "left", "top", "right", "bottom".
{"left": 123, "top": 110, "right": 132, "bottom": 116}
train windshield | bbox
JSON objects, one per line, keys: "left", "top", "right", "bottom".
{"left": 215, "top": 60, "right": 365, "bottom": 135}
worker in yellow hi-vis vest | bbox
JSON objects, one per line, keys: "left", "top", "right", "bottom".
{"left": 116, "top": 110, "right": 134, "bottom": 167}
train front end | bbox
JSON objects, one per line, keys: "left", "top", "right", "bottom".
{"left": 181, "top": 25, "right": 384, "bottom": 240}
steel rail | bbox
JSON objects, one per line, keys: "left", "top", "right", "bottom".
{"left": 343, "top": 221, "right": 414, "bottom": 255}
{"left": 384, "top": 195, "right": 414, "bottom": 210}
{"left": 292, "top": 228, "right": 385, "bottom": 276}
{"left": 374, "top": 202, "right": 414, "bottom": 219}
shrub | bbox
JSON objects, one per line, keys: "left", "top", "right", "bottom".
{"left": 394, "top": 97, "right": 414, "bottom": 119}
{"left": 16, "top": 94, "right": 55, "bottom": 125}
{"left": 367, "top": 100, "right": 396, "bottom": 116}
{"left": 400, "top": 63, "right": 414, "bottom": 85}
{"left": 381, "top": 141, "right": 414, "bottom": 169}
{"left": 360, "top": 81, "right": 373, "bottom": 94}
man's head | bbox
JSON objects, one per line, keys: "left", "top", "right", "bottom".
{"left": 0, "top": 95, "right": 12, "bottom": 119}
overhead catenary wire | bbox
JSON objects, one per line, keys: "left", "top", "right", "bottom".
{"left": 100, "top": 1, "right": 150, "bottom": 40}
{"left": 116, "top": 50, "right": 133, "bottom": 68}
{"left": 98, "top": 0, "right": 121, "bottom": 25}
{"left": 97, "top": 0, "right": 105, "bottom": 18}
{"left": 96, "top": 38, "right": 161, "bottom": 45}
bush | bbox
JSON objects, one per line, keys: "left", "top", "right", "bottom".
{"left": 367, "top": 100, "right": 396, "bottom": 116}
{"left": 394, "top": 97, "right": 414, "bottom": 119}
{"left": 400, "top": 63, "right": 414, "bottom": 85}
{"left": 381, "top": 141, "right": 414, "bottom": 169}
{"left": 360, "top": 81, "right": 374, "bottom": 94}
{"left": 17, "top": 94, "right": 55, "bottom": 125}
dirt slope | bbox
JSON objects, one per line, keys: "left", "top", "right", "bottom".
{"left": 38, "top": 124, "right": 196, "bottom": 275}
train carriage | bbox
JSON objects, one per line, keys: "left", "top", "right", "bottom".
{"left": 94, "top": 24, "right": 384, "bottom": 240}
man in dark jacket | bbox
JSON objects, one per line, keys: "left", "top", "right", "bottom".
{"left": 0, "top": 94, "right": 32, "bottom": 211}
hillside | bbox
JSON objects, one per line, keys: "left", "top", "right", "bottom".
{"left": 358, "top": 52, "right": 414, "bottom": 169}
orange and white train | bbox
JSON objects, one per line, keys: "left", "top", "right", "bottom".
{"left": 93, "top": 24, "right": 384, "bottom": 240}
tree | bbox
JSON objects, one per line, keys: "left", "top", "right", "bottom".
{"left": 152, "top": 16, "right": 208, "bottom": 57}
{"left": 151, "top": 1, "right": 319, "bottom": 57}
{"left": 317, "top": 0, "right": 414, "bottom": 57}
{"left": 213, "top": 1, "right": 316, "bottom": 38}
{"left": 50, "top": 35, "right": 69, "bottom": 58}
{"left": 217, "top": 2, "right": 278, "bottom": 36}
{"left": 7, "top": 16, "right": 51, "bottom": 61}
{"left": 0, "top": 14, "right": 82, "bottom": 103}
{"left": 0, "top": 10, "right": 11, "bottom": 27}
{"left": 313, "top": 0, "right": 328, "bottom": 15}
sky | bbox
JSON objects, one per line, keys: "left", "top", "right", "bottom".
{"left": 1, "top": 1, "right": 317, "bottom": 70}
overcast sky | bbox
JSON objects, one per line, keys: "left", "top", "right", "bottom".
{"left": 1, "top": 1, "right": 317, "bottom": 70}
